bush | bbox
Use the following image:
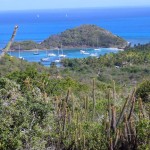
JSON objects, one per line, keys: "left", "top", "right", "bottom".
{"left": 136, "top": 80, "right": 150, "bottom": 102}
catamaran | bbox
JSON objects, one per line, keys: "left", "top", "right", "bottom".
{"left": 41, "top": 57, "right": 50, "bottom": 62}
{"left": 48, "top": 48, "right": 56, "bottom": 57}
{"left": 80, "top": 50, "right": 89, "bottom": 55}
{"left": 90, "top": 53, "right": 97, "bottom": 57}
{"left": 59, "top": 44, "right": 66, "bottom": 58}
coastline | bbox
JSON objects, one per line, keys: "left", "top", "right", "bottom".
{"left": 8, "top": 47, "right": 124, "bottom": 52}
{"left": 8, "top": 47, "right": 125, "bottom": 52}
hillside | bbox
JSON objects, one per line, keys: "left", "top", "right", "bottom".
{"left": 0, "top": 43, "right": 150, "bottom": 149}
{"left": 11, "top": 25, "right": 128, "bottom": 50}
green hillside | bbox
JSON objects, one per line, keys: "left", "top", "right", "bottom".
{"left": 0, "top": 43, "right": 149, "bottom": 150}
{"left": 11, "top": 25, "right": 128, "bottom": 50}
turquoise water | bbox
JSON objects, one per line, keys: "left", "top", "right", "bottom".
{"left": 1, "top": 7, "right": 150, "bottom": 66}
{"left": 8, "top": 48, "right": 119, "bottom": 66}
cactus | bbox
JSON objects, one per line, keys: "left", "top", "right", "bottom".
{"left": 111, "top": 105, "right": 116, "bottom": 133}
{"left": 83, "top": 134, "right": 86, "bottom": 149}
{"left": 116, "top": 95, "right": 129, "bottom": 127}
{"left": 106, "top": 120, "right": 111, "bottom": 139}
{"left": 71, "top": 94, "right": 75, "bottom": 118}
{"left": 66, "top": 88, "right": 70, "bottom": 103}
{"left": 138, "top": 98, "right": 145, "bottom": 118}
{"left": 112, "top": 80, "right": 116, "bottom": 103}
{"left": 128, "top": 96, "right": 135, "bottom": 121}
{"left": 124, "top": 113, "right": 131, "bottom": 142}
{"left": 109, "top": 138, "right": 113, "bottom": 150}
{"left": 108, "top": 89, "right": 112, "bottom": 124}
{"left": 92, "top": 78, "right": 96, "bottom": 121}
{"left": 114, "top": 129, "right": 119, "bottom": 148}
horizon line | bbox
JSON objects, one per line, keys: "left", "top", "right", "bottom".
{"left": 0, "top": 5, "right": 150, "bottom": 12}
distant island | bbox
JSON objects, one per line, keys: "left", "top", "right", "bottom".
{"left": 11, "top": 25, "right": 128, "bottom": 50}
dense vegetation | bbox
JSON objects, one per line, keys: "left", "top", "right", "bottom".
{"left": 0, "top": 43, "right": 150, "bottom": 149}
{"left": 11, "top": 25, "right": 127, "bottom": 50}
{"left": 11, "top": 41, "right": 43, "bottom": 51}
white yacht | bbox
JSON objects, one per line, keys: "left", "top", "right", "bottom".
{"left": 80, "top": 50, "right": 89, "bottom": 55}
{"left": 41, "top": 57, "right": 50, "bottom": 62}
{"left": 54, "top": 59, "right": 61, "bottom": 63}
{"left": 90, "top": 53, "right": 97, "bottom": 57}
{"left": 18, "top": 45, "right": 24, "bottom": 60}
{"left": 48, "top": 53, "right": 56, "bottom": 57}
{"left": 59, "top": 44, "right": 66, "bottom": 58}
{"left": 48, "top": 48, "right": 56, "bottom": 57}
{"left": 94, "top": 48, "right": 101, "bottom": 51}
{"left": 80, "top": 50, "right": 85, "bottom": 54}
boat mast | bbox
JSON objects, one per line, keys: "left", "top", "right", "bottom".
{"left": 0, "top": 25, "right": 18, "bottom": 60}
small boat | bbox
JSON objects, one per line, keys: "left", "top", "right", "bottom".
{"left": 18, "top": 45, "right": 24, "bottom": 60}
{"left": 54, "top": 59, "right": 61, "bottom": 63}
{"left": 41, "top": 50, "right": 50, "bottom": 61}
{"left": 59, "top": 44, "right": 66, "bottom": 58}
{"left": 108, "top": 48, "right": 118, "bottom": 51}
{"left": 54, "top": 56, "right": 61, "bottom": 63}
{"left": 48, "top": 53, "right": 56, "bottom": 57}
{"left": 80, "top": 50, "right": 85, "bottom": 54}
{"left": 94, "top": 38, "right": 101, "bottom": 51}
{"left": 90, "top": 53, "right": 97, "bottom": 57}
{"left": 80, "top": 50, "right": 89, "bottom": 55}
{"left": 59, "top": 54, "right": 66, "bottom": 58}
{"left": 33, "top": 49, "right": 39, "bottom": 55}
{"left": 41, "top": 57, "right": 50, "bottom": 62}
{"left": 48, "top": 48, "right": 56, "bottom": 57}
{"left": 19, "top": 56, "right": 24, "bottom": 60}
{"left": 94, "top": 48, "right": 100, "bottom": 51}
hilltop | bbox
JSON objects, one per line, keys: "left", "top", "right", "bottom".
{"left": 11, "top": 25, "right": 128, "bottom": 50}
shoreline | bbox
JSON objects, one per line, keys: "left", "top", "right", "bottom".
{"left": 8, "top": 47, "right": 125, "bottom": 52}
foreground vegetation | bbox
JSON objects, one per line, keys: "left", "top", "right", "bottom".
{"left": 0, "top": 43, "right": 150, "bottom": 149}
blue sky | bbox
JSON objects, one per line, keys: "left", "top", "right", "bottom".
{"left": 0, "top": 0, "right": 150, "bottom": 10}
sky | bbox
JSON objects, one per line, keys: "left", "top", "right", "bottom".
{"left": 0, "top": 0, "right": 150, "bottom": 11}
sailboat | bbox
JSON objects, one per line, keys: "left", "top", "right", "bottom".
{"left": 90, "top": 53, "right": 98, "bottom": 57}
{"left": 94, "top": 38, "right": 101, "bottom": 50}
{"left": 54, "top": 48, "right": 61, "bottom": 63}
{"left": 41, "top": 57, "right": 50, "bottom": 62}
{"left": 80, "top": 48, "right": 89, "bottom": 55}
{"left": 48, "top": 48, "right": 56, "bottom": 57}
{"left": 41, "top": 50, "right": 50, "bottom": 62}
{"left": 33, "top": 49, "right": 39, "bottom": 55}
{"left": 18, "top": 45, "right": 24, "bottom": 60}
{"left": 59, "top": 44, "right": 66, "bottom": 58}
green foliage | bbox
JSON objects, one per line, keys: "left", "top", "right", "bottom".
{"left": 136, "top": 80, "right": 150, "bottom": 102}
{"left": 11, "top": 41, "right": 42, "bottom": 50}
{"left": 0, "top": 77, "right": 53, "bottom": 150}
{"left": 0, "top": 43, "right": 150, "bottom": 149}
{"left": 11, "top": 25, "right": 127, "bottom": 50}
{"left": 136, "top": 119, "right": 150, "bottom": 150}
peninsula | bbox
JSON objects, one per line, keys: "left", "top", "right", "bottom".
{"left": 11, "top": 25, "right": 128, "bottom": 50}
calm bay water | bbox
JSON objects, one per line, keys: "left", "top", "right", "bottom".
{"left": 0, "top": 7, "right": 150, "bottom": 65}
{"left": 8, "top": 48, "right": 119, "bottom": 66}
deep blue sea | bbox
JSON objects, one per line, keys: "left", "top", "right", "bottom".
{"left": 0, "top": 7, "right": 150, "bottom": 65}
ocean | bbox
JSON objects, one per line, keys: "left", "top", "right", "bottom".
{"left": 0, "top": 7, "right": 150, "bottom": 47}
{"left": 0, "top": 7, "right": 150, "bottom": 65}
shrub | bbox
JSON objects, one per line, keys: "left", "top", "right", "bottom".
{"left": 136, "top": 80, "right": 150, "bottom": 102}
